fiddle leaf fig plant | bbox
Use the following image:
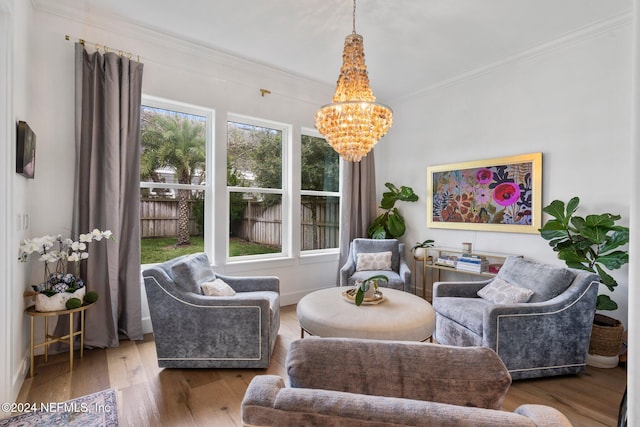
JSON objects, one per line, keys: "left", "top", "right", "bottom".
{"left": 368, "top": 182, "right": 419, "bottom": 239}
{"left": 355, "top": 275, "right": 388, "bottom": 306}
{"left": 539, "top": 197, "right": 629, "bottom": 311}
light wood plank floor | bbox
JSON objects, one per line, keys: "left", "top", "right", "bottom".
{"left": 16, "top": 305, "right": 626, "bottom": 426}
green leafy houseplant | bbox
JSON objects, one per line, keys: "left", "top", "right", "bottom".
{"left": 355, "top": 275, "right": 388, "bottom": 306}
{"left": 411, "top": 239, "right": 435, "bottom": 252}
{"left": 368, "top": 183, "right": 419, "bottom": 239}
{"left": 538, "top": 197, "right": 629, "bottom": 311}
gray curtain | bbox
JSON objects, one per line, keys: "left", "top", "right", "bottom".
{"left": 338, "top": 151, "right": 377, "bottom": 281}
{"left": 69, "top": 43, "right": 144, "bottom": 347}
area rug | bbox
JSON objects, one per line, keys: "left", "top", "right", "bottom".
{"left": 0, "top": 388, "right": 118, "bottom": 426}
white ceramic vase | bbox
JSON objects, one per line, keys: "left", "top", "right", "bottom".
{"left": 35, "top": 287, "right": 86, "bottom": 312}
{"left": 414, "top": 247, "right": 427, "bottom": 260}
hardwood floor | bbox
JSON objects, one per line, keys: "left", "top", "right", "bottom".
{"left": 16, "top": 304, "right": 626, "bottom": 426}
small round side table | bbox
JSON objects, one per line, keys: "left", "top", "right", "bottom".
{"left": 24, "top": 302, "right": 95, "bottom": 378}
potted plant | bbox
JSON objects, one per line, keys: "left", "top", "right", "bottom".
{"left": 367, "top": 182, "right": 418, "bottom": 239}
{"left": 410, "top": 239, "right": 435, "bottom": 260}
{"left": 538, "top": 197, "right": 628, "bottom": 359}
{"left": 19, "top": 229, "right": 113, "bottom": 311}
{"left": 354, "top": 275, "right": 388, "bottom": 306}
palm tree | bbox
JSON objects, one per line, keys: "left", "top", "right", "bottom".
{"left": 141, "top": 109, "right": 206, "bottom": 246}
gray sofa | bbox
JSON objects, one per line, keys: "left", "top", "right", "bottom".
{"left": 242, "top": 337, "right": 573, "bottom": 426}
{"left": 142, "top": 252, "right": 280, "bottom": 368}
{"left": 339, "top": 238, "right": 412, "bottom": 292}
{"left": 433, "top": 257, "right": 599, "bottom": 380}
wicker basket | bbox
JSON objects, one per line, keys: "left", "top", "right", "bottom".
{"left": 589, "top": 314, "right": 624, "bottom": 357}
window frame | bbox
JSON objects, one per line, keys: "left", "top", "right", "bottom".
{"left": 226, "top": 113, "right": 291, "bottom": 262}
{"left": 139, "top": 95, "right": 215, "bottom": 264}
{"left": 300, "top": 127, "right": 341, "bottom": 255}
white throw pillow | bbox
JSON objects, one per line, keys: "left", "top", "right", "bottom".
{"left": 201, "top": 278, "right": 236, "bottom": 296}
{"left": 356, "top": 251, "right": 393, "bottom": 272}
{"left": 477, "top": 277, "right": 534, "bottom": 304}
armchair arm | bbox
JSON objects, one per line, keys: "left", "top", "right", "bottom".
{"left": 514, "top": 405, "right": 573, "bottom": 426}
{"left": 433, "top": 279, "right": 492, "bottom": 298}
{"left": 339, "top": 257, "right": 356, "bottom": 286}
{"left": 214, "top": 273, "right": 279, "bottom": 293}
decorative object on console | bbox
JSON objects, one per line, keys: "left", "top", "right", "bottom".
{"left": 456, "top": 255, "right": 489, "bottom": 273}
{"left": 16, "top": 120, "right": 36, "bottom": 178}
{"left": 314, "top": 0, "right": 392, "bottom": 162}
{"left": 539, "top": 196, "right": 628, "bottom": 365}
{"left": 410, "top": 239, "right": 435, "bottom": 260}
{"left": 368, "top": 182, "right": 418, "bottom": 239}
{"left": 427, "top": 152, "right": 542, "bottom": 234}
{"left": 19, "top": 229, "right": 113, "bottom": 311}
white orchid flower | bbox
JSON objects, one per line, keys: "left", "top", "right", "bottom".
{"left": 67, "top": 253, "right": 80, "bottom": 262}
{"left": 79, "top": 233, "right": 93, "bottom": 243}
{"left": 70, "top": 241, "right": 87, "bottom": 251}
{"left": 40, "top": 253, "right": 59, "bottom": 263}
{"left": 91, "top": 229, "right": 105, "bottom": 241}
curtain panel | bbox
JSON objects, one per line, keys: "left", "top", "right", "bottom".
{"left": 338, "top": 152, "right": 377, "bottom": 281}
{"left": 71, "top": 43, "right": 144, "bottom": 347}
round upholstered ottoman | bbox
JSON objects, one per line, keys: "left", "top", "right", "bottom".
{"left": 296, "top": 287, "right": 435, "bottom": 341}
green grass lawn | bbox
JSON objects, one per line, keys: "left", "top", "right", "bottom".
{"left": 141, "top": 236, "right": 280, "bottom": 264}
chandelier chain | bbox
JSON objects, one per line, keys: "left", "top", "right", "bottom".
{"left": 352, "top": 0, "right": 357, "bottom": 34}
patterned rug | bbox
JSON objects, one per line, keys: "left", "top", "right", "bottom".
{"left": 0, "top": 388, "right": 118, "bottom": 426}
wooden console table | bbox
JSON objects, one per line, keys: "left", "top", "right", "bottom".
{"left": 25, "top": 302, "right": 95, "bottom": 378}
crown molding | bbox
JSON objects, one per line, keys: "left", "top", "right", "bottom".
{"left": 31, "top": 0, "right": 334, "bottom": 98}
{"left": 391, "top": 10, "right": 633, "bottom": 104}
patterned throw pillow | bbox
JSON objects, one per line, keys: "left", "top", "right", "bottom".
{"left": 356, "top": 251, "right": 393, "bottom": 272}
{"left": 477, "top": 277, "right": 534, "bottom": 304}
{"left": 201, "top": 278, "right": 236, "bottom": 296}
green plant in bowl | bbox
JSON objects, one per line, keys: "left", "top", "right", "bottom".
{"left": 355, "top": 275, "right": 389, "bottom": 306}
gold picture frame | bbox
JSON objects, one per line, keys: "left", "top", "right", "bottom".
{"left": 427, "top": 152, "right": 542, "bottom": 234}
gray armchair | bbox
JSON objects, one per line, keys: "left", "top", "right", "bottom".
{"left": 142, "top": 252, "right": 280, "bottom": 369}
{"left": 433, "top": 257, "right": 599, "bottom": 380}
{"left": 339, "top": 238, "right": 412, "bottom": 292}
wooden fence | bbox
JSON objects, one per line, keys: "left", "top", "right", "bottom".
{"left": 141, "top": 198, "right": 339, "bottom": 249}
{"left": 140, "top": 198, "right": 199, "bottom": 238}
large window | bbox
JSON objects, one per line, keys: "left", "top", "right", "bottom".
{"left": 300, "top": 132, "right": 340, "bottom": 251}
{"left": 227, "top": 116, "right": 288, "bottom": 258}
{"left": 139, "top": 97, "right": 212, "bottom": 264}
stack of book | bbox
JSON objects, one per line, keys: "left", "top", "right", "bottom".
{"left": 455, "top": 255, "right": 489, "bottom": 273}
{"left": 435, "top": 255, "right": 457, "bottom": 268}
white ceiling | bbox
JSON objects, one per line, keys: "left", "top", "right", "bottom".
{"left": 37, "top": 0, "right": 632, "bottom": 101}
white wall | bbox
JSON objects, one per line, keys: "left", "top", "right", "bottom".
{"left": 376, "top": 18, "right": 633, "bottom": 327}
{"left": 628, "top": 0, "right": 639, "bottom": 422}
{"left": 1, "top": 0, "right": 35, "bottom": 410}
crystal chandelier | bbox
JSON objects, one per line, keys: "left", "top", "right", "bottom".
{"left": 314, "top": 0, "right": 393, "bottom": 162}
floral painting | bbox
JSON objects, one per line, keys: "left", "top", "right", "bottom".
{"left": 427, "top": 153, "right": 542, "bottom": 233}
